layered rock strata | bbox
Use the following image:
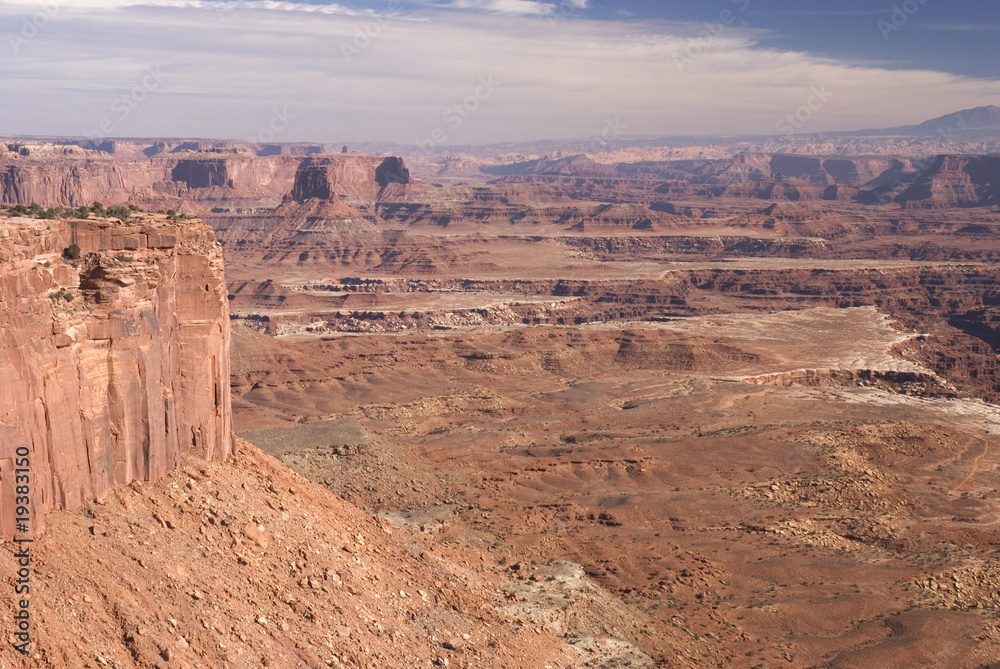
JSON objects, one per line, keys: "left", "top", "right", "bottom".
{"left": 0, "top": 150, "right": 411, "bottom": 212}
{"left": 0, "top": 214, "right": 232, "bottom": 537}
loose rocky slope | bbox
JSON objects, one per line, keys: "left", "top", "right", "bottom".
{"left": 0, "top": 440, "right": 580, "bottom": 668}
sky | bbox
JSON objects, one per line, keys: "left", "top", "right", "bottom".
{"left": 0, "top": 0, "right": 998, "bottom": 145}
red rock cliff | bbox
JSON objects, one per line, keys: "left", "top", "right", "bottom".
{"left": 0, "top": 214, "right": 232, "bottom": 538}
{"left": 0, "top": 148, "right": 411, "bottom": 213}
{"left": 898, "top": 154, "right": 1000, "bottom": 208}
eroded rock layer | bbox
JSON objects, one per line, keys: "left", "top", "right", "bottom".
{"left": 0, "top": 149, "right": 411, "bottom": 213}
{"left": 0, "top": 215, "right": 232, "bottom": 537}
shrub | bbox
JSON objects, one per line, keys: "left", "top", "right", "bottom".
{"left": 102, "top": 205, "right": 131, "bottom": 223}
{"left": 49, "top": 289, "right": 73, "bottom": 303}
{"left": 63, "top": 244, "right": 81, "bottom": 260}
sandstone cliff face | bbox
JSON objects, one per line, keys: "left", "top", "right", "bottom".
{"left": 288, "top": 155, "right": 411, "bottom": 204}
{"left": 0, "top": 151, "right": 412, "bottom": 213}
{"left": 0, "top": 215, "right": 232, "bottom": 538}
{"left": 898, "top": 154, "right": 1000, "bottom": 208}
{"left": 495, "top": 153, "right": 976, "bottom": 206}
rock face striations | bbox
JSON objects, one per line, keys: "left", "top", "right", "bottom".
{"left": 289, "top": 155, "right": 410, "bottom": 204}
{"left": 896, "top": 154, "right": 1000, "bottom": 208}
{"left": 0, "top": 214, "right": 232, "bottom": 538}
{"left": 0, "top": 147, "right": 412, "bottom": 214}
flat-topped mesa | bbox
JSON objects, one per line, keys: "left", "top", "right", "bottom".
{"left": 0, "top": 150, "right": 412, "bottom": 213}
{"left": 0, "top": 214, "right": 232, "bottom": 539}
{"left": 290, "top": 158, "right": 338, "bottom": 201}
{"left": 289, "top": 155, "right": 411, "bottom": 203}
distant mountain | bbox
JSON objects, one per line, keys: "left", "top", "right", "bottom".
{"left": 871, "top": 106, "right": 1000, "bottom": 138}
{"left": 913, "top": 106, "right": 1000, "bottom": 132}
{"left": 7, "top": 106, "right": 998, "bottom": 166}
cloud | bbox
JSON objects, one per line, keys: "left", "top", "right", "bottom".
{"left": 754, "top": 10, "right": 887, "bottom": 16}
{"left": 2, "top": 0, "right": 370, "bottom": 13}
{"left": 919, "top": 23, "right": 1000, "bottom": 32}
{"left": 412, "top": 0, "right": 556, "bottom": 16}
{"left": 1, "top": 2, "right": 998, "bottom": 144}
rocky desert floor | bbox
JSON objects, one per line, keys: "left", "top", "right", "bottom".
{"left": 5, "top": 145, "right": 1000, "bottom": 667}
{"left": 0, "top": 440, "right": 582, "bottom": 668}
{"left": 221, "top": 174, "right": 1000, "bottom": 667}
{"left": 230, "top": 311, "right": 1000, "bottom": 668}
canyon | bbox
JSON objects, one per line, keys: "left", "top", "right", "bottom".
{"left": 2, "top": 132, "right": 1000, "bottom": 667}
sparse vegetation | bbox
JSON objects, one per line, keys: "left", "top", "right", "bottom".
{"left": 49, "top": 289, "right": 73, "bottom": 303}
{"left": 0, "top": 201, "right": 158, "bottom": 222}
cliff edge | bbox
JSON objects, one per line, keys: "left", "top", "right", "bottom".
{"left": 0, "top": 213, "right": 232, "bottom": 538}
{"left": 0, "top": 146, "right": 413, "bottom": 214}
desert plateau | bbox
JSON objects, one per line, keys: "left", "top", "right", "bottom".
{"left": 1, "top": 116, "right": 1000, "bottom": 667}
{"left": 3, "top": 2, "right": 1000, "bottom": 666}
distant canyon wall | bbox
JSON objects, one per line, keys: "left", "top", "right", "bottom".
{"left": 0, "top": 148, "right": 411, "bottom": 213}
{"left": 0, "top": 215, "right": 232, "bottom": 538}
{"left": 4, "top": 145, "right": 996, "bottom": 214}
{"left": 495, "top": 153, "right": 1000, "bottom": 208}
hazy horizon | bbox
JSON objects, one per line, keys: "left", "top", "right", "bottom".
{"left": 2, "top": 0, "right": 998, "bottom": 147}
